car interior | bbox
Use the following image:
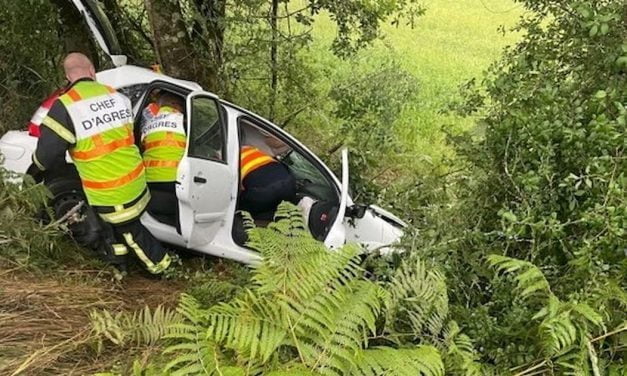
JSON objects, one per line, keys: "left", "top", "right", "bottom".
{"left": 233, "top": 118, "right": 341, "bottom": 245}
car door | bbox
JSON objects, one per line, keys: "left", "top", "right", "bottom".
{"left": 324, "top": 149, "right": 349, "bottom": 248}
{"left": 70, "top": 0, "right": 127, "bottom": 66}
{"left": 177, "top": 92, "right": 235, "bottom": 249}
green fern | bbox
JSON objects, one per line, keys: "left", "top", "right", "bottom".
{"left": 385, "top": 257, "right": 448, "bottom": 339}
{"left": 161, "top": 203, "right": 444, "bottom": 375}
{"left": 487, "top": 254, "right": 551, "bottom": 299}
{"left": 352, "top": 346, "right": 444, "bottom": 376}
{"left": 487, "top": 255, "right": 611, "bottom": 374}
{"left": 90, "top": 305, "right": 181, "bottom": 348}
{"left": 440, "top": 321, "right": 483, "bottom": 376}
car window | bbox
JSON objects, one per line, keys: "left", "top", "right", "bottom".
{"left": 282, "top": 150, "right": 338, "bottom": 203}
{"left": 118, "top": 84, "right": 148, "bottom": 107}
{"left": 238, "top": 116, "right": 338, "bottom": 204}
{"left": 189, "top": 96, "right": 226, "bottom": 162}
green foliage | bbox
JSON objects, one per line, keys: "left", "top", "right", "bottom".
{"left": 0, "top": 0, "right": 64, "bottom": 133}
{"left": 384, "top": 256, "right": 448, "bottom": 340}
{"left": 488, "top": 254, "right": 619, "bottom": 374}
{"left": 90, "top": 305, "right": 182, "bottom": 349}
{"left": 154, "top": 203, "right": 444, "bottom": 375}
{"left": 0, "top": 165, "right": 74, "bottom": 268}
{"left": 327, "top": 59, "right": 419, "bottom": 203}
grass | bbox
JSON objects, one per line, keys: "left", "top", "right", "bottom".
{"left": 307, "top": 0, "right": 524, "bottom": 167}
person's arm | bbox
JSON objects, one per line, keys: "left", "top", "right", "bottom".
{"left": 30, "top": 100, "right": 75, "bottom": 177}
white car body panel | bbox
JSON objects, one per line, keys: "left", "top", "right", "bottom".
{"left": 97, "top": 66, "right": 202, "bottom": 92}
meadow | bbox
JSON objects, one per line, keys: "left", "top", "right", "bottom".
{"left": 308, "top": 0, "right": 523, "bottom": 164}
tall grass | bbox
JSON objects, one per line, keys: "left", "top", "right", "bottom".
{"left": 308, "top": 0, "right": 523, "bottom": 167}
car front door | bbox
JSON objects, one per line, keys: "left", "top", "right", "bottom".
{"left": 177, "top": 92, "right": 235, "bottom": 249}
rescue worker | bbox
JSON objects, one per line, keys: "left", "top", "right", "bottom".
{"left": 141, "top": 93, "right": 186, "bottom": 219}
{"left": 239, "top": 144, "right": 296, "bottom": 219}
{"left": 29, "top": 53, "right": 170, "bottom": 275}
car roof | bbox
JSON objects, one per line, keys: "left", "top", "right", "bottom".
{"left": 96, "top": 65, "right": 205, "bottom": 92}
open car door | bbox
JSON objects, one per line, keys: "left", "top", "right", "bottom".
{"left": 324, "top": 149, "right": 349, "bottom": 248}
{"left": 177, "top": 92, "right": 234, "bottom": 249}
{"left": 70, "top": 0, "right": 127, "bottom": 66}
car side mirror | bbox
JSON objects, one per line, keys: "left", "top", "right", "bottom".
{"left": 346, "top": 204, "right": 367, "bottom": 219}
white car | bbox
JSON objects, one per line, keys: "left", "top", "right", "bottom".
{"left": 0, "top": 0, "right": 405, "bottom": 264}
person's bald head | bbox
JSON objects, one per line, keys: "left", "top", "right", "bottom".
{"left": 63, "top": 53, "right": 96, "bottom": 83}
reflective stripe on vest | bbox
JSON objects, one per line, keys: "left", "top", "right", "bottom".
{"left": 98, "top": 189, "right": 151, "bottom": 224}
{"left": 70, "top": 126, "right": 134, "bottom": 160}
{"left": 240, "top": 146, "right": 276, "bottom": 181}
{"left": 58, "top": 80, "right": 147, "bottom": 209}
{"left": 144, "top": 160, "right": 180, "bottom": 168}
{"left": 143, "top": 133, "right": 186, "bottom": 150}
{"left": 141, "top": 106, "right": 186, "bottom": 183}
{"left": 82, "top": 162, "right": 145, "bottom": 189}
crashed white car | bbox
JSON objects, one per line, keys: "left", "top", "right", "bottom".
{"left": 0, "top": 0, "right": 405, "bottom": 264}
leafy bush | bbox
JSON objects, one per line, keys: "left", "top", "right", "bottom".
{"left": 407, "top": 0, "right": 627, "bottom": 372}
{"left": 0, "top": 165, "right": 69, "bottom": 268}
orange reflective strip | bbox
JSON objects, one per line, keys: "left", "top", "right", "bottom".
{"left": 66, "top": 89, "right": 82, "bottom": 102}
{"left": 71, "top": 127, "right": 134, "bottom": 160}
{"left": 82, "top": 163, "right": 144, "bottom": 190}
{"left": 72, "top": 134, "right": 134, "bottom": 160}
{"left": 241, "top": 157, "right": 274, "bottom": 179}
{"left": 144, "top": 139, "right": 186, "bottom": 150}
{"left": 240, "top": 150, "right": 267, "bottom": 167}
{"left": 143, "top": 133, "right": 185, "bottom": 150}
{"left": 144, "top": 160, "right": 180, "bottom": 168}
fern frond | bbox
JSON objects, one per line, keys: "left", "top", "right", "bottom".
{"left": 250, "top": 222, "right": 362, "bottom": 303}
{"left": 441, "top": 321, "right": 483, "bottom": 376}
{"left": 295, "top": 281, "right": 387, "bottom": 374}
{"left": 352, "top": 346, "right": 444, "bottom": 376}
{"left": 162, "top": 294, "right": 227, "bottom": 375}
{"left": 90, "top": 305, "right": 181, "bottom": 347}
{"left": 385, "top": 257, "right": 448, "bottom": 338}
{"left": 205, "top": 290, "right": 287, "bottom": 362}
{"left": 487, "top": 254, "right": 551, "bottom": 299}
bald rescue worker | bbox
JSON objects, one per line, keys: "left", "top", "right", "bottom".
{"left": 30, "top": 53, "right": 170, "bottom": 275}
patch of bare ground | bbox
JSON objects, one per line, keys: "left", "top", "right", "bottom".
{"left": 0, "top": 267, "right": 185, "bottom": 375}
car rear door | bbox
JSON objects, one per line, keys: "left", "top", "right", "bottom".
{"left": 177, "top": 92, "right": 235, "bottom": 249}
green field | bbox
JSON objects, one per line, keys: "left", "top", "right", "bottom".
{"left": 310, "top": 0, "right": 523, "bottom": 165}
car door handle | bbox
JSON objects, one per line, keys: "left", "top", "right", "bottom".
{"left": 193, "top": 176, "right": 207, "bottom": 184}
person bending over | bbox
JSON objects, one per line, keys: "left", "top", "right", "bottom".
{"left": 141, "top": 93, "right": 186, "bottom": 220}
{"left": 239, "top": 145, "right": 296, "bottom": 220}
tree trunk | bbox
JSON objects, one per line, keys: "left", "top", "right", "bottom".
{"left": 192, "top": 0, "right": 226, "bottom": 93}
{"left": 144, "top": 0, "right": 202, "bottom": 81}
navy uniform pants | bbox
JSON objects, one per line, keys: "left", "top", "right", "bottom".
{"left": 240, "top": 163, "right": 296, "bottom": 220}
